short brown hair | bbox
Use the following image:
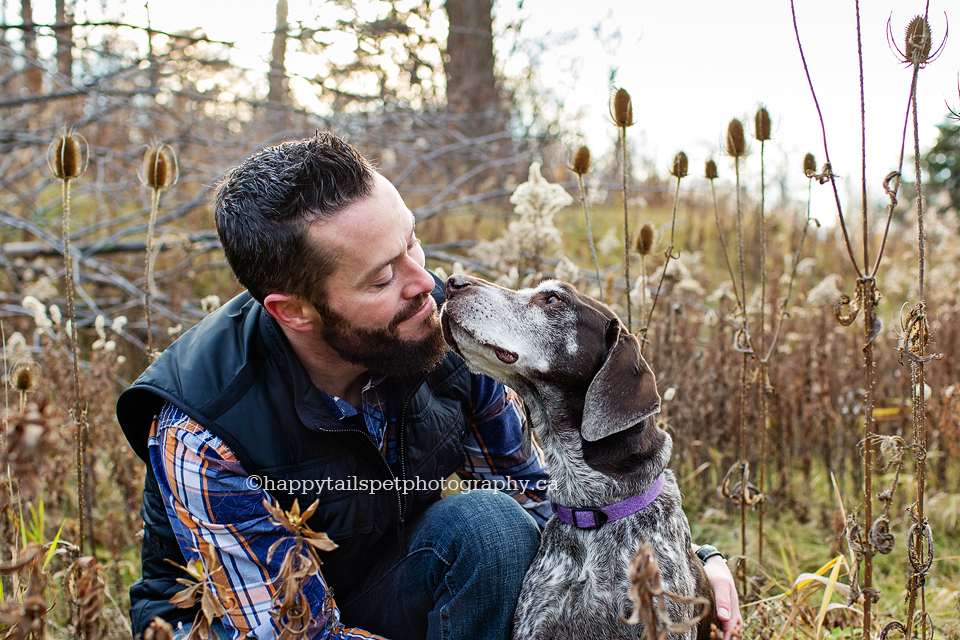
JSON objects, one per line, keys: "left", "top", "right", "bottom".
{"left": 214, "top": 132, "right": 375, "bottom": 304}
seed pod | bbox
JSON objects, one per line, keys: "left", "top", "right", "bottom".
{"left": 803, "top": 153, "right": 817, "bottom": 178}
{"left": 611, "top": 88, "right": 635, "bottom": 128}
{"left": 13, "top": 363, "right": 37, "bottom": 394}
{"left": 905, "top": 16, "right": 931, "bottom": 65}
{"left": 47, "top": 128, "right": 88, "bottom": 180}
{"left": 725, "top": 119, "right": 746, "bottom": 158}
{"left": 754, "top": 106, "right": 771, "bottom": 141}
{"left": 705, "top": 159, "right": 718, "bottom": 180}
{"left": 669, "top": 151, "right": 688, "bottom": 179}
{"left": 571, "top": 145, "right": 591, "bottom": 175}
{"left": 636, "top": 224, "right": 655, "bottom": 256}
{"left": 139, "top": 143, "right": 180, "bottom": 190}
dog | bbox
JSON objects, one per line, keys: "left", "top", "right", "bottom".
{"left": 440, "top": 275, "right": 717, "bottom": 640}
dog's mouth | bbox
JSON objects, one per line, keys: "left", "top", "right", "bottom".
{"left": 440, "top": 311, "right": 518, "bottom": 365}
{"left": 488, "top": 344, "right": 518, "bottom": 364}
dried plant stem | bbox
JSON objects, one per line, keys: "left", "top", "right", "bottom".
{"left": 757, "top": 140, "right": 768, "bottom": 572}
{"left": 710, "top": 182, "right": 743, "bottom": 312}
{"left": 144, "top": 187, "right": 161, "bottom": 358}
{"left": 734, "top": 156, "right": 748, "bottom": 597}
{"left": 790, "top": 0, "right": 862, "bottom": 277}
{"left": 904, "top": 41, "right": 930, "bottom": 639}
{"left": 61, "top": 176, "right": 87, "bottom": 556}
{"left": 644, "top": 176, "right": 682, "bottom": 334}
{"left": 861, "top": 284, "right": 878, "bottom": 640}
{"left": 575, "top": 173, "right": 603, "bottom": 303}
{"left": 620, "top": 126, "right": 631, "bottom": 333}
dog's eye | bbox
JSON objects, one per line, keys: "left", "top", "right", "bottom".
{"left": 545, "top": 293, "right": 561, "bottom": 305}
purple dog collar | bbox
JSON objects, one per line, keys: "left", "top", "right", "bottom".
{"left": 551, "top": 473, "right": 666, "bottom": 529}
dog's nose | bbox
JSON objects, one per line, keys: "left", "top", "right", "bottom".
{"left": 445, "top": 274, "right": 473, "bottom": 299}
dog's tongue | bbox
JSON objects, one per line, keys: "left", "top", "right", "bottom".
{"left": 492, "top": 345, "right": 518, "bottom": 364}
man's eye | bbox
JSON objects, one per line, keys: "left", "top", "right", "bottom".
{"left": 375, "top": 273, "right": 394, "bottom": 288}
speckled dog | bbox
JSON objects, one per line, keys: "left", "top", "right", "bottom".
{"left": 440, "top": 275, "right": 716, "bottom": 640}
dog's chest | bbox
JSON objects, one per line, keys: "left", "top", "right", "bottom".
{"left": 513, "top": 498, "right": 699, "bottom": 640}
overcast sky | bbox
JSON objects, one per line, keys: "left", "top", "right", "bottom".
{"left": 502, "top": 0, "right": 958, "bottom": 211}
{"left": 19, "top": 0, "right": 954, "bottom": 212}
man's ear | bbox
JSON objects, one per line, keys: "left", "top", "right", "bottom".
{"left": 581, "top": 319, "right": 660, "bottom": 442}
{"left": 263, "top": 293, "right": 317, "bottom": 333}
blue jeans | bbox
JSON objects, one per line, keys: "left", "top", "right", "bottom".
{"left": 337, "top": 489, "right": 540, "bottom": 640}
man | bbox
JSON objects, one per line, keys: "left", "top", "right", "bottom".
{"left": 119, "top": 132, "right": 741, "bottom": 640}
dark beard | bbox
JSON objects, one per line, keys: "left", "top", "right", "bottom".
{"left": 313, "top": 293, "right": 449, "bottom": 379}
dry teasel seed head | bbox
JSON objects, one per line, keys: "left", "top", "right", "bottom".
{"left": 571, "top": 145, "right": 591, "bottom": 175}
{"left": 754, "top": 106, "right": 771, "bottom": 141}
{"left": 669, "top": 151, "right": 688, "bottom": 179}
{"left": 143, "top": 617, "right": 174, "bottom": 640}
{"left": 725, "top": 119, "right": 746, "bottom": 158}
{"left": 905, "top": 15, "right": 932, "bottom": 65}
{"left": 12, "top": 361, "right": 41, "bottom": 396}
{"left": 610, "top": 88, "right": 635, "bottom": 128}
{"left": 138, "top": 143, "right": 180, "bottom": 191}
{"left": 705, "top": 159, "right": 718, "bottom": 180}
{"left": 803, "top": 153, "right": 817, "bottom": 177}
{"left": 47, "top": 128, "right": 89, "bottom": 180}
{"left": 636, "top": 224, "right": 655, "bottom": 256}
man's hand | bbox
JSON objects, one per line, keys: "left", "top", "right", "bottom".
{"left": 704, "top": 555, "right": 742, "bottom": 640}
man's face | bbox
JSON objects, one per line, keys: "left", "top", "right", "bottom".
{"left": 308, "top": 173, "right": 448, "bottom": 378}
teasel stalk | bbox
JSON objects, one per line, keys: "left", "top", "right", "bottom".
{"left": 138, "top": 143, "right": 179, "bottom": 360}
{"left": 706, "top": 160, "right": 743, "bottom": 314}
{"left": 725, "top": 117, "right": 750, "bottom": 597}
{"left": 611, "top": 88, "right": 635, "bottom": 332}
{"left": 642, "top": 152, "right": 686, "bottom": 339}
{"left": 569, "top": 145, "right": 603, "bottom": 302}
{"left": 792, "top": 4, "right": 946, "bottom": 636}
{"left": 46, "top": 127, "right": 90, "bottom": 555}
{"left": 753, "top": 106, "right": 771, "bottom": 571}
{"left": 634, "top": 224, "right": 655, "bottom": 323}
{"left": 895, "top": 11, "right": 943, "bottom": 640}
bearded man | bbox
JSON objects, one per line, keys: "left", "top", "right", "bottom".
{"left": 118, "top": 132, "right": 741, "bottom": 640}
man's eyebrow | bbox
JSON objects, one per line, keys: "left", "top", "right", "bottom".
{"left": 362, "top": 213, "right": 416, "bottom": 283}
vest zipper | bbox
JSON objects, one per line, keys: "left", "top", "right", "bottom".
{"left": 395, "top": 375, "right": 429, "bottom": 546}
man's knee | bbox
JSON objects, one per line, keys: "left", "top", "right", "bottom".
{"left": 422, "top": 489, "right": 540, "bottom": 574}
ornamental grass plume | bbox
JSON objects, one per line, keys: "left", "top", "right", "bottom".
{"left": 46, "top": 126, "right": 90, "bottom": 555}
{"left": 138, "top": 142, "right": 180, "bottom": 360}
{"left": 611, "top": 87, "right": 636, "bottom": 332}
{"left": 569, "top": 144, "right": 603, "bottom": 301}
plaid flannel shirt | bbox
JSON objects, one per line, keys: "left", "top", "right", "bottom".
{"left": 149, "top": 373, "right": 550, "bottom": 640}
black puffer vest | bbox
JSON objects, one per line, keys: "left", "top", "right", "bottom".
{"left": 117, "top": 281, "right": 471, "bottom": 635}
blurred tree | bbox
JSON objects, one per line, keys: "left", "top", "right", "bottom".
{"left": 268, "top": 0, "right": 289, "bottom": 105}
{"left": 55, "top": 0, "right": 74, "bottom": 83}
{"left": 444, "top": 0, "right": 503, "bottom": 137}
{"left": 923, "top": 118, "right": 960, "bottom": 212}
{"left": 20, "top": 0, "right": 43, "bottom": 91}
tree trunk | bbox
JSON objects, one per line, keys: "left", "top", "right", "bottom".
{"left": 444, "top": 0, "right": 502, "bottom": 137}
{"left": 268, "top": 0, "right": 289, "bottom": 105}
{"left": 20, "top": 0, "right": 42, "bottom": 92}
{"left": 55, "top": 0, "right": 73, "bottom": 84}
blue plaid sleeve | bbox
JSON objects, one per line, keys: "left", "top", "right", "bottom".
{"left": 149, "top": 403, "right": 386, "bottom": 640}
{"left": 457, "top": 374, "right": 553, "bottom": 527}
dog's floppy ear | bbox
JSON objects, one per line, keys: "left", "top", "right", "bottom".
{"left": 581, "top": 320, "right": 661, "bottom": 442}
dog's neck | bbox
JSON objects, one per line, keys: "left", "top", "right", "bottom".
{"left": 519, "top": 380, "right": 672, "bottom": 508}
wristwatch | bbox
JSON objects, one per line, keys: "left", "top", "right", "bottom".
{"left": 695, "top": 544, "right": 724, "bottom": 565}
